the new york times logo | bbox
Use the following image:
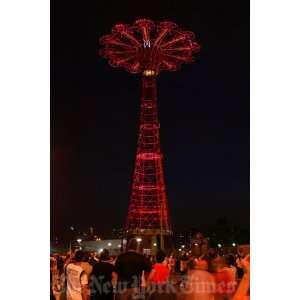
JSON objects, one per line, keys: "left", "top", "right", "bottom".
{"left": 89, "top": 274, "right": 236, "bottom": 297}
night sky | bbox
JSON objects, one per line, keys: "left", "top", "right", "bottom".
{"left": 51, "top": 0, "right": 249, "bottom": 238}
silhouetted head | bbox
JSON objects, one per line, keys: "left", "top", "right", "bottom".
{"left": 127, "top": 238, "right": 139, "bottom": 251}
{"left": 225, "top": 254, "right": 235, "bottom": 267}
{"left": 101, "top": 249, "right": 110, "bottom": 261}
{"left": 74, "top": 250, "right": 85, "bottom": 262}
{"left": 83, "top": 252, "right": 90, "bottom": 262}
{"left": 156, "top": 250, "right": 166, "bottom": 263}
{"left": 212, "top": 255, "right": 225, "bottom": 272}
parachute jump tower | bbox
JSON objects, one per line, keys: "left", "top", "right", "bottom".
{"left": 99, "top": 19, "right": 200, "bottom": 252}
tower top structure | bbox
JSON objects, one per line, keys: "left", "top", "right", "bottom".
{"left": 99, "top": 18, "right": 200, "bottom": 75}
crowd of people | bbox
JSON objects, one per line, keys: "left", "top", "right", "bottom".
{"left": 50, "top": 239, "right": 250, "bottom": 300}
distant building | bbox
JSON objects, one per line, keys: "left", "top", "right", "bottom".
{"left": 174, "top": 231, "right": 186, "bottom": 249}
{"left": 111, "top": 228, "right": 124, "bottom": 239}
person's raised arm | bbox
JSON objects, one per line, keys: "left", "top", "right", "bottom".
{"left": 80, "top": 272, "right": 89, "bottom": 300}
{"left": 82, "top": 284, "right": 89, "bottom": 300}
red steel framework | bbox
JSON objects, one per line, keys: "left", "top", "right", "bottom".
{"left": 99, "top": 19, "right": 200, "bottom": 249}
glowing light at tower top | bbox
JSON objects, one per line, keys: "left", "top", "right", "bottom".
{"left": 99, "top": 18, "right": 200, "bottom": 74}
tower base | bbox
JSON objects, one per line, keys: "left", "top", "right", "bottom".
{"left": 125, "top": 228, "right": 173, "bottom": 255}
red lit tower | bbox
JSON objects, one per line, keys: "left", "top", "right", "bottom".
{"left": 100, "top": 19, "right": 199, "bottom": 251}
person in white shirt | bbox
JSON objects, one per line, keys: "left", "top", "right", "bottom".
{"left": 66, "top": 251, "right": 89, "bottom": 300}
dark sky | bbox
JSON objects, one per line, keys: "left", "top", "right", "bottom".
{"left": 51, "top": 0, "right": 249, "bottom": 238}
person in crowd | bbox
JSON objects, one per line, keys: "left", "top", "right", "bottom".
{"left": 51, "top": 275, "right": 56, "bottom": 300}
{"left": 175, "top": 255, "right": 181, "bottom": 273}
{"left": 178, "top": 252, "right": 189, "bottom": 289}
{"left": 236, "top": 247, "right": 249, "bottom": 280}
{"left": 79, "top": 252, "right": 93, "bottom": 279}
{"left": 179, "top": 252, "right": 189, "bottom": 275}
{"left": 90, "top": 249, "right": 117, "bottom": 300}
{"left": 51, "top": 257, "right": 57, "bottom": 300}
{"left": 53, "top": 255, "right": 67, "bottom": 300}
{"left": 206, "top": 248, "right": 217, "bottom": 261}
{"left": 223, "top": 255, "right": 237, "bottom": 286}
{"left": 51, "top": 256, "right": 65, "bottom": 300}
{"left": 89, "top": 253, "right": 100, "bottom": 266}
{"left": 147, "top": 250, "right": 176, "bottom": 300}
{"left": 114, "top": 238, "right": 152, "bottom": 300}
{"left": 233, "top": 255, "right": 250, "bottom": 300}
{"left": 166, "top": 254, "right": 175, "bottom": 273}
{"left": 111, "top": 255, "right": 118, "bottom": 265}
{"left": 148, "top": 250, "right": 170, "bottom": 285}
{"left": 212, "top": 256, "right": 234, "bottom": 300}
{"left": 185, "top": 258, "right": 216, "bottom": 300}
{"left": 66, "top": 250, "right": 89, "bottom": 300}
{"left": 64, "top": 254, "right": 72, "bottom": 271}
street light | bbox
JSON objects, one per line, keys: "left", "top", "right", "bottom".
{"left": 77, "top": 238, "right": 82, "bottom": 243}
{"left": 217, "top": 243, "right": 222, "bottom": 248}
{"left": 108, "top": 242, "right": 112, "bottom": 247}
{"left": 136, "top": 237, "right": 142, "bottom": 243}
{"left": 153, "top": 243, "right": 157, "bottom": 247}
{"left": 232, "top": 242, "right": 236, "bottom": 247}
{"left": 99, "top": 248, "right": 103, "bottom": 253}
{"left": 181, "top": 245, "right": 185, "bottom": 248}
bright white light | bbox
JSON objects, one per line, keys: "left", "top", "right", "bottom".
{"left": 136, "top": 238, "right": 142, "bottom": 243}
{"left": 181, "top": 245, "right": 185, "bottom": 248}
{"left": 179, "top": 248, "right": 182, "bottom": 251}
{"left": 107, "top": 242, "right": 112, "bottom": 246}
{"left": 232, "top": 242, "right": 236, "bottom": 247}
{"left": 77, "top": 238, "right": 82, "bottom": 243}
{"left": 194, "top": 243, "right": 199, "bottom": 246}
{"left": 217, "top": 243, "right": 222, "bottom": 248}
{"left": 153, "top": 243, "right": 157, "bottom": 247}
{"left": 99, "top": 248, "right": 103, "bottom": 253}
{"left": 118, "top": 244, "right": 121, "bottom": 248}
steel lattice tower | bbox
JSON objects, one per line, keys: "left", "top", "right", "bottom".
{"left": 99, "top": 19, "right": 199, "bottom": 250}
